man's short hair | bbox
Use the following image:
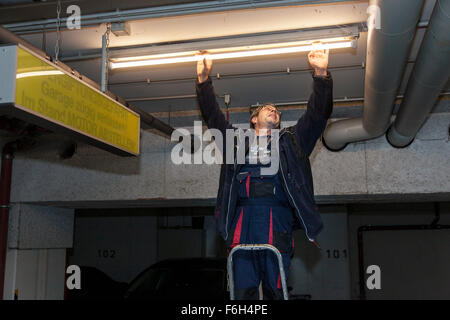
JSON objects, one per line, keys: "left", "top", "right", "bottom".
{"left": 250, "top": 103, "right": 281, "bottom": 129}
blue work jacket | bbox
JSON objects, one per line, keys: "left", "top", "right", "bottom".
{"left": 195, "top": 72, "right": 333, "bottom": 243}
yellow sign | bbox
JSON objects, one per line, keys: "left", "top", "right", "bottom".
{"left": 14, "top": 46, "right": 140, "bottom": 155}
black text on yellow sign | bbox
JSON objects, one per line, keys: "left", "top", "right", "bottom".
{"left": 13, "top": 45, "right": 140, "bottom": 156}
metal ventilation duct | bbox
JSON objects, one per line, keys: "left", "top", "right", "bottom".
{"left": 387, "top": 0, "right": 450, "bottom": 148}
{"left": 322, "top": 0, "right": 424, "bottom": 151}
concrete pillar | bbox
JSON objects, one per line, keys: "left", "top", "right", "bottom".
{"left": 3, "top": 203, "right": 74, "bottom": 300}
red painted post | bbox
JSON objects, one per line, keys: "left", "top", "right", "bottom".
{"left": 0, "top": 145, "right": 14, "bottom": 299}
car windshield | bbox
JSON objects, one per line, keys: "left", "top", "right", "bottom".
{"left": 124, "top": 268, "right": 170, "bottom": 298}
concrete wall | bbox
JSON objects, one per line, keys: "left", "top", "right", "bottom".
{"left": 289, "top": 207, "right": 351, "bottom": 300}
{"left": 69, "top": 214, "right": 157, "bottom": 283}
{"left": 348, "top": 202, "right": 450, "bottom": 300}
{"left": 68, "top": 212, "right": 213, "bottom": 283}
{"left": 68, "top": 209, "right": 352, "bottom": 299}
{"left": 8, "top": 105, "right": 449, "bottom": 207}
{"left": 64, "top": 201, "right": 450, "bottom": 300}
{"left": 3, "top": 101, "right": 448, "bottom": 299}
{"left": 157, "top": 229, "right": 205, "bottom": 260}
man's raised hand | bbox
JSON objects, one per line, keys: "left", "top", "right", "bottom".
{"left": 196, "top": 52, "right": 213, "bottom": 83}
{"left": 308, "top": 47, "right": 329, "bottom": 76}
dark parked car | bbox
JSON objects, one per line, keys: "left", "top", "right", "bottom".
{"left": 123, "top": 257, "right": 228, "bottom": 300}
{"left": 66, "top": 266, "right": 129, "bottom": 300}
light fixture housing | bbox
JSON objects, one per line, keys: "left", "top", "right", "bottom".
{"left": 109, "top": 25, "right": 359, "bottom": 69}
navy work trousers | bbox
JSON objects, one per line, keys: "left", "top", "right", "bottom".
{"left": 230, "top": 199, "right": 294, "bottom": 300}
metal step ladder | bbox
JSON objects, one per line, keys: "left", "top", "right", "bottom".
{"left": 227, "top": 244, "right": 288, "bottom": 300}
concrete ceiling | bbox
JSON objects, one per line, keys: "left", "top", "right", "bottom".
{"left": 1, "top": 0, "right": 449, "bottom": 128}
{"left": 18, "top": 1, "right": 370, "bottom": 49}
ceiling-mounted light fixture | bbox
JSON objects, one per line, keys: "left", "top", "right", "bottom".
{"left": 110, "top": 38, "right": 355, "bottom": 69}
{"left": 108, "top": 25, "right": 359, "bottom": 69}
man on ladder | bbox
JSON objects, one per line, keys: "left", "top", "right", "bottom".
{"left": 195, "top": 48, "right": 332, "bottom": 300}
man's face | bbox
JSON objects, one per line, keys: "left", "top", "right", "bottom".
{"left": 252, "top": 105, "right": 280, "bottom": 130}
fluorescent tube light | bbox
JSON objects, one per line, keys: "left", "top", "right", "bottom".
{"left": 110, "top": 38, "right": 356, "bottom": 69}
